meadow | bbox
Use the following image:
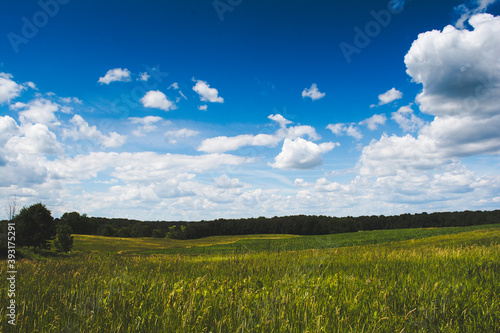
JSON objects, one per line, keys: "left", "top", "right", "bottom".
{"left": 1, "top": 224, "right": 499, "bottom": 332}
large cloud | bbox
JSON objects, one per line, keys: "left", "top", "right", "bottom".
{"left": 405, "top": 14, "right": 500, "bottom": 117}
{"left": 361, "top": 14, "right": 500, "bottom": 178}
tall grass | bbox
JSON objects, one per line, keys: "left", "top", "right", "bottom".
{"left": 1, "top": 227, "right": 499, "bottom": 332}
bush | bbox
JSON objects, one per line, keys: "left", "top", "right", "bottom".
{"left": 54, "top": 223, "right": 74, "bottom": 253}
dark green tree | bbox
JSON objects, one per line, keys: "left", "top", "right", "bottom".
{"left": 54, "top": 223, "right": 74, "bottom": 253}
{"left": 14, "top": 203, "right": 55, "bottom": 250}
{"left": 152, "top": 229, "right": 165, "bottom": 238}
{"left": 60, "top": 212, "right": 94, "bottom": 234}
{"left": 117, "top": 227, "right": 133, "bottom": 238}
{"left": 98, "top": 225, "right": 116, "bottom": 237}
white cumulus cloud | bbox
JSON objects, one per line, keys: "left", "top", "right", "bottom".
{"left": 302, "top": 83, "right": 325, "bottom": 101}
{"left": 198, "top": 114, "right": 320, "bottom": 153}
{"left": 406, "top": 14, "right": 500, "bottom": 118}
{"left": 326, "top": 123, "right": 363, "bottom": 140}
{"left": 12, "top": 98, "right": 60, "bottom": 126}
{"left": 140, "top": 90, "right": 176, "bottom": 111}
{"left": 137, "top": 72, "right": 150, "bottom": 82}
{"left": 0, "top": 116, "right": 20, "bottom": 145}
{"left": 360, "top": 13, "right": 500, "bottom": 180}
{"left": 6, "top": 123, "right": 63, "bottom": 155}
{"left": 192, "top": 79, "right": 224, "bottom": 103}
{"left": 373, "top": 87, "right": 403, "bottom": 106}
{"left": 270, "top": 138, "right": 338, "bottom": 170}
{"left": 0, "top": 73, "right": 25, "bottom": 104}
{"left": 360, "top": 114, "right": 387, "bottom": 130}
{"left": 64, "top": 115, "right": 126, "bottom": 148}
{"left": 391, "top": 105, "right": 425, "bottom": 132}
{"left": 268, "top": 114, "right": 293, "bottom": 128}
{"left": 98, "top": 68, "right": 131, "bottom": 84}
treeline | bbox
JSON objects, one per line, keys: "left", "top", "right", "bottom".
{"left": 43, "top": 209, "right": 500, "bottom": 239}
{"left": 55, "top": 212, "right": 184, "bottom": 238}
{"left": 167, "top": 210, "right": 500, "bottom": 239}
{"left": 3, "top": 209, "right": 499, "bottom": 243}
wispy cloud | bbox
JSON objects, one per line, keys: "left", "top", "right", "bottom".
{"left": 454, "top": 0, "right": 499, "bottom": 28}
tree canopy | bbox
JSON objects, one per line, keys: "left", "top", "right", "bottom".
{"left": 14, "top": 203, "right": 56, "bottom": 250}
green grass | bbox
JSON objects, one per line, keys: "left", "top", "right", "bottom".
{"left": 144, "top": 223, "right": 500, "bottom": 255}
{"left": 68, "top": 223, "right": 500, "bottom": 256}
{"left": 1, "top": 224, "right": 499, "bottom": 332}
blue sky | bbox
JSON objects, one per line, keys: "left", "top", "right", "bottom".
{"left": 1, "top": 0, "right": 500, "bottom": 220}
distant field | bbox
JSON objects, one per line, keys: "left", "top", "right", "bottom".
{"left": 72, "top": 233, "right": 299, "bottom": 254}
{"left": 2, "top": 224, "right": 499, "bottom": 332}
{"left": 73, "top": 223, "right": 500, "bottom": 255}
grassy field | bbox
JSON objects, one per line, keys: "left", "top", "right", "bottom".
{"left": 1, "top": 224, "right": 499, "bottom": 332}
{"left": 71, "top": 234, "right": 299, "bottom": 254}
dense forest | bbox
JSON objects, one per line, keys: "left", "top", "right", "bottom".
{"left": 4, "top": 209, "right": 498, "bottom": 240}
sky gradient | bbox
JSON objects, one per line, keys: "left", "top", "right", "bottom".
{"left": 1, "top": 0, "right": 500, "bottom": 220}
